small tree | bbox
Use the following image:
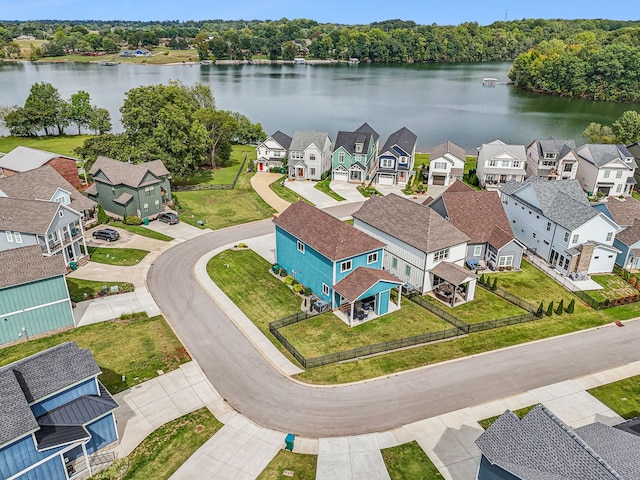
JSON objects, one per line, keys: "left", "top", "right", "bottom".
{"left": 536, "top": 301, "right": 544, "bottom": 317}
{"left": 479, "top": 274, "right": 486, "bottom": 285}
{"left": 491, "top": 277, "right": 498, "bottom": 291}
{"left": 565, "top": 299, "right": 575, "bottom": 314}
{"left": 97, "top": 204, "right": 109, "bottom": 224}
{"left": 555, "top": 299, "right": 564, "bottom": 315}
{"left": 545, "top": 301, "right": 554, "bottom": 317}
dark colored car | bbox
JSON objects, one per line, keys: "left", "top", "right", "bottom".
{"left": 157, "top": 212, "right": 179, "bottom": 225}
{"left": 92, "top": 228, "right": 120, "bottom": 242}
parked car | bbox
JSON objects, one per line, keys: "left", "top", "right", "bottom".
{"left": 92, "top": 228, "right": 120, "bottom": 242}
{"left": 157, "top": 212, "right": 179, "bottom": 225}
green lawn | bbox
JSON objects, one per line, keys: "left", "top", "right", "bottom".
{"left": 270, "top": 175, "right": 313, "bottom": 205}
{"left": 88, "top": 246, "right": 149, "bottom": 266}
{"left": 207, "top": 249, "right": 301, "bottom": 336}
{"left": 0, "top": 313, "right": 189, "bottom": 394}
{"left": 415, "top": 152, "right": 430, "bottom": 168}
{"left": 357, "top": 185, "right": 382, "bottom": 197}
{"left": 315, "top": 178, "right": 346, "bottom": 201}
{"left": 447, "top": 287, "right": 528, "bottom": 324}
{"left": 381, "top": 441, "right": 443, "bottom": 480}
{"left": 173, "top": 145, "right": 254, "bottom": 186}
{"left": 66, "top": 277, "right": 134, "bottom": 302}
{"left": 257, "top": 450, "right": 317, "bottom": 480}
{"left": 110, "top": 221, "right": 174, "bottom": 241}
{"left": 279, "top": 301, "right": 451, "bottom": 357}
{"left": 588, "top": 375, "right": 640, "bottom": 420}
{"left": 175, "top": 171, "right": 275, "bottom": 229}
{"left": 0, "top": 135, "right": 92, "bottom": 157}
{"left": 477, "top": 405, "right": 536, "bottom": 430}
{"left": 93, "top": 408, "right": 222, "bottom": 480}
{"left": 589, "top": 274, "right": 638, "bottom": 302}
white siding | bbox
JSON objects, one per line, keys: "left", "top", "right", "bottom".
{"left": 588, "top": 246, "right": 618, "bottom": 274}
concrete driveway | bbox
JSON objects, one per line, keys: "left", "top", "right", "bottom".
{"left": 143, "top": 218, "right": 211, "bottom": 241}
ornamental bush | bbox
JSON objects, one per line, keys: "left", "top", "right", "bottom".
{"left": 284, "top": 276, "right": 294, "bottom": 285}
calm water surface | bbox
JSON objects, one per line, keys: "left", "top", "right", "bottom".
{"left": 0, "top": 61, "right": 636, "bottom": 152}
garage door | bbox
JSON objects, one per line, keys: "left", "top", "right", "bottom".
{"left": 333, "top": 170, "right": 348, "bottom": 182}
{"left": 432, "top": 175, "right": 446, "bottom": 186}
{"left": 377, "top": 174, "right": 395, "bottom": 186}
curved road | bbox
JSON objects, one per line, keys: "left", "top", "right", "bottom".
{"left": 148, "top": 217, "right": 640, "bottom": 437}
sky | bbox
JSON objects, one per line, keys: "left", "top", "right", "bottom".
{"left": 1, "top": 0, "right": 637, "bottom": 25}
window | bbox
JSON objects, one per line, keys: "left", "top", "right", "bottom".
{"left": 564, "top": 257, "right": 570, "bottom": 270}
{"left": 145, "top": 185, "right": 155, "bottom": 196}
{"left": 513, "top": 161, "right": 520, "bottom": 168}
{"left": 473, "top": 245, "right": 482, "bottom": 256}
{"left": 405, "top": 265, "right": 411, "bottom": 276}
{"left": 542, "top": 160, "right": 556, "bottom": 166}
{"left": 143, "top": 203, "right": 149, "bottom": 213}
{"left": 380, "top": 158, "right": 394, "bottom": 169}
{"left": 309, "top": 154, "right": 316, "bottom": 161}
{"left": 616, "top": 171, "right": 623, "bottom": 179}
{"left": 532, "top": 232, "right": 537, "bottom": 239}
{"left": 14, "top": 232, "right": 22, "bottom": 243}
{"left": 503, "top": 197, "right": 509, "bottom": 205}
{"left": 355, "top": 143, "right": 363, "bottom": 153}
{"left": 487, "top": 159, "right": 497, "bottom": 167}
{"left": 5, "top": 231, "right": 13, "bottom": 243}
{"left": 498, "top": 255, "right": 513, "bottom": 267}
{"left": 433, "top": 162, "right": 447, "bottom": 170}
{"left": 154, "top": 199, "right": 160, "bottom": 207}
{"left": 322, "top": 283, "right": 330, "bottom": 295}
{"left": 616, "top": 184, "right": 623, "bottom": 193}
{"left": 606, "top": 232, "right": 613, "bottom": 242}
{"left": 310, "top": 168, "right": 316, "bottom": 176}
{"left": 297, "top": 240, "right": 305, "bottom": 253}
{"left": 603, "top": 170, "right": 610, "bottom": 178}
{"left": 391, "top": 257, "right": 398, "bottom": 269}
{"left": 434, "top": 248, "right": 450, "bottom": 261}
{"left": 501, "top": 160, "right": 510, "bottom": 168}
{"left": 399, "top": 156, "right": 408, "bottom": 164}
{"left": 564, "top": 163, "right": 573, "bottom": 172}
{"left": 546, "top": 222, "right": 551, "bottom": 231}
{"left": 564, "top": 232, "right": 570, "bottom": 242}
{"left": 544, "top": 152, "right": 556, "bottom": 159}
{"left": 274, "top": 151, "right": 281, "bottom": 157}
{"left": 572, "top": 234, "right": 579, "bottom": 244}
{"left": 338, "top": 152, "right": 345, "bottom": 163}
{"left": 367, "top": 252, "right": 378, "bottom": 264}
{"left": 341, "top": 260, "right": 352, "bottom": 273}
{"left": 59, "top": 210, "right": 64, "bottom": 218}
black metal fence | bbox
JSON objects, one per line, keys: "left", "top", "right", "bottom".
{"left": 477, "top": 283, "right": 538, "bottom": 313}
{"left": 406, "top": 293, "right": 468, "bottom": 331}
{"left": 173, "top": 154, "right": 248, "bottom": 191}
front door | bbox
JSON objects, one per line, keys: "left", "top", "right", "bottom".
{"left": 297, "top": 167, "right": 304, "bottom": 178}
{"left": 259, "top": 162, "right": 264, "bottom": 171}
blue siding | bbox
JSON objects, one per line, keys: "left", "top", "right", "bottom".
{"left": 378, "top": 155, "right": 396, "bottom": 171}
{"left": 477, "top": 455, "right": 521, "bottom": 480}
{"left": 0, "top": 435, "right": 65, "bottom": 479}
{"left": 334, "top": 248, "right": 384, "bottom": 283}
{"left": 377, "top": 290, "right": 390, "bottom": 315}
{"left": 275, "top": 226, "right": 334, "bottom": 302}
{"left": 614, "top": 238, "right": 630, "bottom": 267}
{"left": 31, "top": 378, "right": 98, "bottom": 417}
{"left": 359, "top": 280, "right": 401, "bottom": 302}
{"left": 85, "top": 413, "right": 117, "bottom": 454}
{"left": 16, "top": 455, "right": 67, "bottom": 480}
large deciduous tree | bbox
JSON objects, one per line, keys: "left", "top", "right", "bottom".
{"left": 67, "top": 90, "right": 92, "bottom": 134}
{"left": 24, "top": 82, "right": 67, "bottom": 135}
{"left": 612, "top": 111, "right": 640, "bottom": 144}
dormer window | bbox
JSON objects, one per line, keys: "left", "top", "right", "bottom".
{"left": 544, "top": 152, "right": 556, "bottom": 159}
{"left": 355, "top": 143, "right": 363, "bottom": 153}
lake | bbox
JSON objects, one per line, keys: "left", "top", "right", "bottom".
{"left": 0, "top": 60, "right": 636, "bottom": 152}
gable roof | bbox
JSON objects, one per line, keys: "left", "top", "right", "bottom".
{"left": 476, "top": 404, "right": 640, "bottom": 480}
{"left": 89, "top": 156, "right": 168, "bottom": 188}
{"left": 577, "top": 144, "right": 636, "bottom": 169}
{"left": 353, "top": 194, "right": 469, "bottom": 254}
{"left": 430, "top": 141, "right": 467, "bottom": 162}
{"left": 431, "top": 262, "right": 478, "bottom": 286}
{"left": 274, "top": 201, "right": 385, "bottom": 261}
{"left": 355, "top": 123, "right": 379, "bottom": 143}
{"left": 289, "top": 131, "right": 330, "bottom": 152}
{"left": 434, "top": 188, "right": 516, "bottom": 249}
{"left": 0, "top": 342, "right": 101, "bottom": 446}
{"left": 0, "top": 245, "right": 67, "bottom": 289}
{"left": 0, "top": 146, "right": 79, "bottom": 172}
{"left": 0, "top": 197, "right": 65, "bottom": 235}
{"left": 333, "top": 267, "right": 402, "bottom": 303}
{"left": 535, "top": 138, "right": 576, "bottom": 158}
{"left": 0, "top": 165, "right": 96, "bottom": 212}
{"left": 380, "top": 127, "right": 417, "bottom": 157}
{"left": 501, "top": 177, "right": 603, "bottom": 232}
{"left": 333, "top": 129, "right": 374, "bottom": 155}
{"left": 478, "top": 142, "right": 527, "bottom": 163}
{"left": 602, "top": 197, "right": 640, "bottom": 227}
{"left": 269, "top": 130, "right": 293, "bottom": 150}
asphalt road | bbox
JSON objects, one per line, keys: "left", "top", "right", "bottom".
{"left": 148, "top": 208, "right": 640, "bottom": 437}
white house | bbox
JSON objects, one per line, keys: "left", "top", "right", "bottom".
{"left": 353, "top": 194, "right": 477, "bottom": 306}
{"left": 526, "top": 138, "right": 578, "bottom": 180}
{"left": 428, "top": 141, "right": 466, "bottom": 186}
{"left": 476, "top": 140, "right": 527, "bottom": 190}
{"left": 256, "top": 131, "right": 292, "bottom": 173}
{"left": 288, "top": 131, "right": 332, "bottom": 181}
{"left": 500, "top": 177, "right": 620, "bottom": 276}
{"left": 575, "top": 144, "right": 637, "bottom": 197}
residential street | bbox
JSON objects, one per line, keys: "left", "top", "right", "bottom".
{"left": 147, "top": 216, "right": 640, "bottom": 438}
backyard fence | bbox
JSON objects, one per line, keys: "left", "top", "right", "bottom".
{"left": 477, "top": 283, "right": 538, "bottom": 313}
{"left": 173, "top": 154, "right": 248, "bottom": 191}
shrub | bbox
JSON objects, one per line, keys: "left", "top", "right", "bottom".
{"left": 536, "top": 301, "right": 544, "bottom": 317}
{"left": 555, "top": 299, "right": 564, "bottom": 315}
{"left": 565, "top": 298, "right": 575, "bottom": 314}
{"left": 303, "top": 286, "right": 312, "bottom": 296}
{"left": 279, "top": 268, "right": 287, "bottom": 277}
{"left": 124, "top": 215, "right": 142, "bottom": 225}
{"left": 469, "top": 174, "right": 479, "bottom": 186}
{"left": 545, "top": 301, "right": 554, "bottom": 317}
{"left": 491, "top": 277, "right": 498, "bottom": 291}
{"left": 479, "top": 274, "right": 486, "bottom": 285}
{"left": 97, "top": 204, "right": 109, "bottom": 224}
{"left": 292, "top": 283, "right": 303, "bottom": 293}
{"left": 631, "top": 275, "right": 638, "bottom": 286}
{"left": 236, "top": 243, "right": 248, "bottom": 248}
{"left": 284, "top": 276, "right": 294, "bottom": 286}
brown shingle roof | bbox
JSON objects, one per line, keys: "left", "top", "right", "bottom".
{"left": 431, "top": 262, "right": 478, "bottom": 286}
{"left": 617, "top": 221, "right": 640, "bottom": 247}
{"left": 353, "top": 194, "right": 469, "bottom": 254}
{"left": 444, "top": 180, "right": 474, "bottom": 193}
{"left": 89, "top": 156, "right": 168, "bottom": 188}
{"left": 0, "top": 197, "right": 61, "bottom": 235}
{"left": 438, "top": 189, "right": 516, "bottom": 249}
{"left": 0, "top": 165, "right": 96, "bottom": 212}
{"left": 0, "top": 245, "right": 66, "bottom": 288}
{"left": 604, "top": 197, "right": 640, "bottom": 227}
{"left": 274, "top": 201, "right": 385, "bottom": 261}
{"left": 113, "top": 192, "right": 134, "bottom": 205}
{"left": 332, "top": 267, "right": 403, "bottom": 303}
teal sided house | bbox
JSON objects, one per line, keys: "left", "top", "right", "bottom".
{"left": 0, "top": 342, "right": 119, "bottom": 480}
{"left": 274, "top": 201, "right": 403, "bottom": 326}
{"left": 0, "top": 246, "right": 75, "bottom": 346}
{"left": 331, "top": 123, "right": 379, "bottom": 183}
{"left": 87, "top": 156, "right": 172, "bottom": 220}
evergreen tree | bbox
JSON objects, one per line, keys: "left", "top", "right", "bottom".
{"left": 479, "top": 274, "right": 485, "bottom": 285}
{"left": 566, "top": 299, "right": 575, "bottom": 314}
{"left": 546, "top": 301, "right": 554, "bottom": 317}
{"left": 491, "top": 277, "right": 498, "bottom": 291}
{"left": 536, "top": 301, "right": 544, "bottom": 317}
{"left": 555, "top": 299, "right": 564, "bottom": 315}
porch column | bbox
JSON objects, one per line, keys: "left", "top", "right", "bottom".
{"left": 82, "top": 443, "right": 92, "bottom": 477}
{"left": 60, "top": 451, "right": 71, "bottom": 480}
{"left": 350, "top": 302, "right": 355, "bottom": 328}
{"left": 397, "top": 286, "right": 401, "bottom": 307}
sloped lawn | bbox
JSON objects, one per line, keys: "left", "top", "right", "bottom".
{"left": 589, "top": 274, "right": 638, "bottom": 302}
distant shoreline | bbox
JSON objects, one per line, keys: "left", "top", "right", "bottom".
{"left": 1, "top": 58, "right": 349, "bottom": 67}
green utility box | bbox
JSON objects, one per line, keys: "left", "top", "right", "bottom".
{"left": 285, "top": 433, "right": 295, "bottom": 451}
{"left": 69, "top": 261, "right": 78, "bottom": 271}
{"left": 143, "top": 217, "right": 149, "bottom": 225}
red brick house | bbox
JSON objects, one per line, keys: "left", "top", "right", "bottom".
{"left": 0, "top": 146, "right": 82, "bottom": 188}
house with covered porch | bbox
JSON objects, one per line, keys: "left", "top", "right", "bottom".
{"left": 256, "top": 130, "right": 292, "bottom": 172}
{"left": 331, "top": 123, "right": 379, "bottom": 183}
{"left": 287, "top": 131, "right": 332, "bottom": 181}
{"left": 273, "top": 201, "right": 403, "bottom": 326}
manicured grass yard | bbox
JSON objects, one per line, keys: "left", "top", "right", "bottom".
{"left": 588, "top": 375, "right": 640, "bottom": 420}
{"left": 175, "top": 172, "right": 275, "bottom": 229}
{"left": 257, "top": 450, "right": 318, "bottom": 480}
{"left": 430, "top": 287, "right": 527, "bottom": 324}
{"left": 66, "top": 277, "right": 134, "bottom": 302}
{"left": 279, "top": 301, "right": 451, "bottom": 357}
{"left": 111, "top": 221, "right": 174, "bottom": 241}
{"left": 93, "top": 408, "right": 222, "bottom": 480}
{"left": 477, "top": 405, "right": 536, "bottom": 430}
{"left": 0, "top": 313, "right": 189, "bottom": 394}
{"left": 357, "top": 185, "right": 382, "bottom": 197}
{"left": 270, "top": 175, "right": 313, "bottom": 205}
{"left": 0, "top": 134, "right": 92, "bottom": 157}
{"left": 315, "top": 177, "right": 346, "bottom": 201}
{"left": 88, "top": 246, "right": 149, "bottom": 266}
{"left": 381, "top": 441, "right": 443, "bottom": 480}
{"left": 589, "top": 274, "right": 638, "bottom": 302}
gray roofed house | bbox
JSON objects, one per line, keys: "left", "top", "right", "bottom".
{"left": 576, "top": 144, "right": 637, "bottom": 197}
{"left": 526, "top": 138, "right": 579, "bottom": 180}
{"left": 256, "top": 130, "right": 293, "bottom": 172}
{"left": 288, "top": 130, "right": 332, "bottom": 181}
{"left": 0, "top": 146, "right": 83, "bottom": 189}
{"left": 476, "top": 404, "right": 640, "bottom": 480}
{"left": 375, "top": 127, "right": 417, "bottom": 186}
{"left": 0, "top": 342, "right": 119, "bottom": 478}
{"left": 271, "top": 130, "right": 293, "bottom": 150}
{"left": 0, "top": 245, "right": 66, "bottom": 289}
{"left": 331, "top": 123, "right": 380, "bottom": 183}
{"left": 355, "top": 122, "right": 380, "bottom": 143}
{"left": 427, "top": 141, "right": 467, "bottom": 187}
{"left": 476, "top": 139, "right": 527, "bottom": 190}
